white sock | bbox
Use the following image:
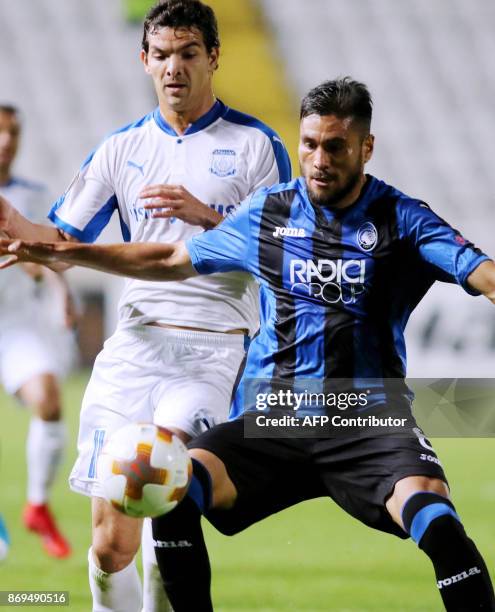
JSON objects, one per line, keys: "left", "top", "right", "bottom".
{"left": 88, "top": 547, "right": 142, "bottom": 612}
{"left": 26, "top": 418, "right": 66, "bottom": 505}
{"left": 142, "top": 518, "right": 174, "bottom": 612}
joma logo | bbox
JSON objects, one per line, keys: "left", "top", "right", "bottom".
{"left": 273, "top": 226, "right": 306, "bottom": 238}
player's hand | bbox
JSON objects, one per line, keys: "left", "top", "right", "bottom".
{"left": 0, "top": 238, "right": 58, "bottom": 269}
{"left": 140, "top": 184, "right": 222, "bottom": 229}
{"left": 0, "top": 195, "right": 17, "bottom": 236}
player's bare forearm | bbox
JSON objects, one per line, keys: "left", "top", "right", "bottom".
{"left": 0, "top": 239, "right": 196, "bottom": 282}
{"left": 467, "top": 260, "right": 495, "bottom": 304}
{"left": 0, "top": 194, "right": 77, "bottom": 272}
{"left": 11, "top": 218, "right": 63, "bottom": 242}
{"left": 0, "top": 195, "right": 64, "bottom": 242}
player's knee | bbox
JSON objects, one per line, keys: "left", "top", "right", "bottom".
{"left": 20, "top": 374, "right": 62, "bottom": 421}
{"left": 92, "top": 499, "right": 142, "bottom": 572}
{"left": 387, "top": 476, "right": 449, "bottom": 527}
{"left": 91, "top": 538, "right": 137, "bottom": 573}
{"left": 36, "top": 399, "right": 62, "bottom": 421}
{"left": 401, "top": 491, "right": 461, "bottom": 547}
{"left": 92, "top": 525, "right": 141, "bottom": 573}
{"left": 189, "top": 449, "right": 237, "bottom": 510}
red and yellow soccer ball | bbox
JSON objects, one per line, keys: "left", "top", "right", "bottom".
{"left": 97, "top": 423, "right": 192, "bottom": 518}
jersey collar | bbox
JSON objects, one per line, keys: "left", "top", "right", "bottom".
{"left": 153, "top": 99, "right": 226, "bottom": 137}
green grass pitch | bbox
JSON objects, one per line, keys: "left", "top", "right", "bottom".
{"left": 0, "top": 372, "right": 493, "bottom": 610}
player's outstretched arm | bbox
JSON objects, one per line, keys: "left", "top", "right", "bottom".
{"left": 0, "top": 239, "right": 196, "bottom": 282}
{"left": 0, "top": 195, "right": 71, "bottom": 243}
{"left": 467, "top": 260, "right": 495, "bottom": 304}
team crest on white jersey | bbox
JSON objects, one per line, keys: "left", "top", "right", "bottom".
{"left": 210, "top": 149, "right": 236, "bottom": 177}
{"left": 357, "top": 222, "right": 378, "bottom": 252}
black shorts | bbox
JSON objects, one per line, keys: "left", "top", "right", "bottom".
{"left": 188, "top": 412, "right": 447, "bottom": 538}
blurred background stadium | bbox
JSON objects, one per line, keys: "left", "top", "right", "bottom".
{"left": 0, "top": 0, "right": 494, "bottom": 609}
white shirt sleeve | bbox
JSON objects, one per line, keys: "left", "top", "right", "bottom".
{"left": 248, "top": 131, "right": 292, "bottom": 192}
{"left": 48, "top": 139, "right": 117, "bottom": 243}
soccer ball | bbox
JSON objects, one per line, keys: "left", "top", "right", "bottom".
{"left": 97, "top": 423, "right": 192, "bottom": 518}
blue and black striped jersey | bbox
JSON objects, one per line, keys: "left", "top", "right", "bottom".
{"left": 187, "top": 175, "right": 490, "bottom": 418}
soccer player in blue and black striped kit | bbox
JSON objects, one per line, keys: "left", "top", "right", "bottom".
{"left": 1, "top": 78, "right": 494, "bottom": 610}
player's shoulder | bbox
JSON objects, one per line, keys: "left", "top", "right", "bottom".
{"left": 368, "top": 177, "right": 437, "bottom": 240}
{"left": 220, "top": 104, "right": 283, "bottom": 144}
{"left": 104, "top": 110, "right": 156, "bottom": 145}
{"left": 220, "top": 180, "right": 298, "bottom": 232}
{"left": 80, "top": 110, "right": 155, "bottom": 168}
{"left": 394, "top": 189, "right": 432, "bottom": 218}
{"left": 367, "top": 175, "right": 428, "bottom": 213}
{"left": 247, "top": 178, "right": 300, "bottom": 211}
{"left": 96, "top": 111, "right": 155, "bottom": 149}
{"left": 254, "top": 177, "right": 299, "bottom": 197}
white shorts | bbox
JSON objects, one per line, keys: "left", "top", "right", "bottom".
{"left": 0, "top": 321, "right": 61, "bottom": 395}
{"left": 69, "top": 325, "right": 246, "bottom": 498}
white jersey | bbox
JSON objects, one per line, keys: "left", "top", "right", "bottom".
{"left": 48, "top": 100, "right": 291, "bottom": 335}
{"left": 0, "top": 178, "right": 48, "bottom": 317}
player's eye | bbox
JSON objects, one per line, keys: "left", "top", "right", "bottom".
{"left": 326, "top": 141, "right": 346, "bottom": 155}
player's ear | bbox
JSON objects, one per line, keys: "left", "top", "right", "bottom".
{"left": 208, "top": 47, "right": 219, "bottom": 73}
{"left": 362, "top": 134, "right": 374, "bottom": 163}
{"left": 141, "top": 49, "right": 151, "bottom": 74}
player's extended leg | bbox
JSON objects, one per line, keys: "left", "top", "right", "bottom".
{"left": 142, "top": 427, "right": 191, "bottom": 612}
{"left": 386, "top": 475, "right": 495, "bottom": 610}
{"left": 141, "top": 328, "right": 246, "bottom": 611}
{"left": 17, "top": 373, "right": 70, "bottom": 558}
{"left": 149, "top": 448, "right": 237, "bottom": 612}
{"left": 141, "top": 518, "right": 173, "bottom": 612}
{"left": 91, "top": 497, "right": 144, "bottom": 612}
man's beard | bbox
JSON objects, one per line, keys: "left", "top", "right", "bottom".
{"left": 306, "top": 165, "right": 363, "bottom": 209}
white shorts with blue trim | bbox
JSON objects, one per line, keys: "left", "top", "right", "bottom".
{"left": 0, "top": 318, "right": 62, "bottom": 395}
{"left": 69, "top": 325, "right": 246, "bottom": 498}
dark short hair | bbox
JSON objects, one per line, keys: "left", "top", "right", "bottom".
{"left": 300, "top": 77, "right": 373, "bottom": 133}
{"left": 0, "top": 104, "right": 19, "bottom": 116}
{"left": 142, "top": 0, "right": 220, "bottom": 54}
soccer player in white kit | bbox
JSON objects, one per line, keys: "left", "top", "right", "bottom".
{"left": 0, "top": 105, "right": 73, "bottom": 558}
{"left": 0, "top": 2, "right": 290, "bottom": 610}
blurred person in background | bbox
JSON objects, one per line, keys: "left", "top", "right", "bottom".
{"left": 0, "top": 425, "right": 8, "bottom": 563}
{"left": 0, "top": 509, "right": 9, "bottom": 561}
{"left": 0, "top": 104, "right": 75, "bottom": 559}
{"left": 0, "top": 1, "right": 290, "bottom": 610}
